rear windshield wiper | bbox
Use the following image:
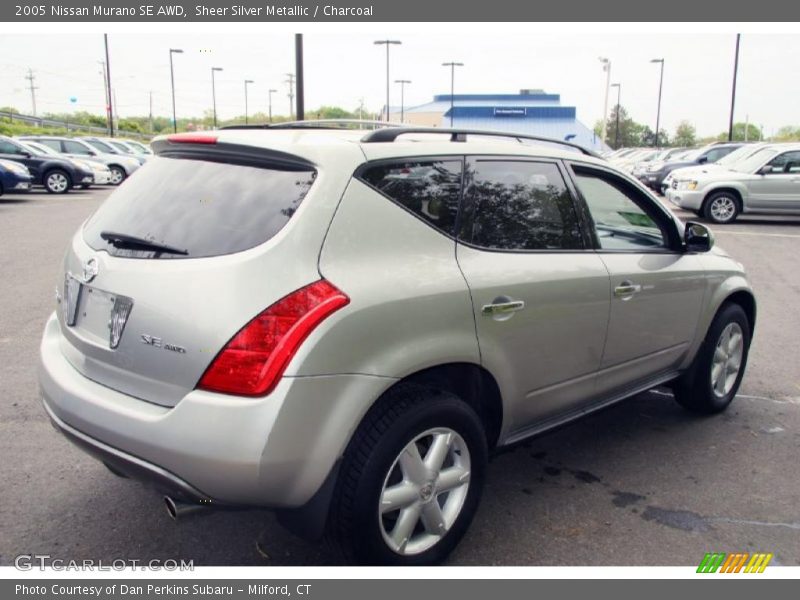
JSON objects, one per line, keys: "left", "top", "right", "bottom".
{"left": 100, "top": 231, "right": 189, "bottom": 256}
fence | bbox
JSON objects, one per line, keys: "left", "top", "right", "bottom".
{"left": 0, "top": 111, "right": 152, "bottom": 140}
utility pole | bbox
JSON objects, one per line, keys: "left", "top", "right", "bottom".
{"left": 98, "top": 61, "right": 110, "bottom": 135}
{"left": 295, "top": 34, "right": 304, "bottom": 121}
{"left": 358, "top": 97, "right": 364, "bottom": 121}
{"left": 285, "top": 73, "right": 295, "bottom": 119}
{"left": 395, "top": 80, "right": 411, "bottom": 123}
{"left": 25, "top": 68, "right": 38, "bottom": 117}
{"left": 598, "top": 57, "right": 611, "bottom": 146}
{"left": 610, "top": 82, "right": 621, "bottom": 149}
{"left": 728, "top": 34, "right": 741, "bottom": 142}
{"left": 148, "top": 91, "right": 153, "bottom": 134}
{"left": 211, "top": 67, "right": 223, "bottom": 129}
{"left": 650, "top": 58, "right": 665, "bottom": 148}
{"left": 244, "top": 79, "right": 254, "bottom": 125}
{"left": 268, "top": 89, "right": 277, "bottom": 123}
{"left": 104, "top": 34, "right": 114, "bottom": 137}
{"left": 442, "top": 62, "right": 463, "bottom": 127}
{"left": 169, "top": 48, "right": 183, "bottom": 133}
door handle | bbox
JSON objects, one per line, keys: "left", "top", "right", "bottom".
{"left": 481, "top": 300, "right": 526, "bottom": 316}
{"left": 614, "top": 282, "right": 642, "bottom": 298}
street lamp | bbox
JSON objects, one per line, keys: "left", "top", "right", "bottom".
{"left": 442, "top": 62, "right": 464, "bottom": 127}
{"left": 650, "top": 58, "right": 665, "bottom": 148}
{"left": 244, "top": 79, "right": 254, "bottom": 125}
{"left": 610, "top": 82, "right": 621, "bottom": 149}
{"left": 374, "top": 40, "right": 402, "bottom": 121}
{"left": 169, "top": 48, "right": 183, "bottom": 133}
{"left": 395, "top": 79, "right": 411, "bottom": 124}
{"left": 211, "top": 67, "right": 223, "bottom": 129}
{"left": 268, "top": 88, "right": 277, "bottom": 123}
{"left": 728, "top": 34, "right": 741, "bottom": 142}
{"left": 598, "top": 57, "right": 611, "bottom": 146}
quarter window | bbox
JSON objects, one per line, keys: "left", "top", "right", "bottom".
{"left": 360, "top": 160, "right": 463, "bottom": 236}
{"left": 461, "top": 160, "right": 583, "bottom": 251}
{"left": 573, "top": 168, "right": 668, "bottom": 251}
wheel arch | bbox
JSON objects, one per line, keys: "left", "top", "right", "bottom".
{"left": 702, "top": 186, "right": 745, "bottom": 212}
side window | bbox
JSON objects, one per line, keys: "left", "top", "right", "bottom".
{"left": 63, "top": 140, "right": 91, "bottom": 155}
{"left": 360, "top": 159, "right": 462, "bottom": 236}
{"left": 706, "top": 147, "right": 733, "bottom": 163}
{"left": 38, "top": 140, "right": 62, "bottom": 152}
{"left": 461, "top": 160, "right": 583, "bottom": 251}
{"left": 766, "top": 151, "right": 800, "bottom": 173}
{"left": 0, "top": 140, "right": 20, "bottom": 154}
{"left": 572, "top": 167, "right": 669, "bottom": 251}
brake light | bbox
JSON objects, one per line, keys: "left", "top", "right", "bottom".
{"left": 167, "top": 133, "right": 218, "bottom": 144}
{"left": 197, "top": 280, "right": 349, "bottom": 396}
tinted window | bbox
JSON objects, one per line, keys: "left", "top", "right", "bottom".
{"left": 767, "top": 151, "right": 800, "bottom": 173}
{"left": 0, "top": 140, "right": 22, "bottom": 154}
{"left": 573, "top": 169, "right": 667, "bottom": 251}
{"left": 705, "top": 147, "right": 734, "bottom": 163}
{"left": 84, "top": 156, "right": 315, "bottom": 260}
{"left": 461, "top": 160, "right": 582, "bottom": 251}
{"left": 360, "top": 160, "right": 462, "bottom": 235}
{"left": 85, "top": 139, "right": 114, "bottom": 153}
{"left": 63, "top": 140, "right": 93, "bottom": 155}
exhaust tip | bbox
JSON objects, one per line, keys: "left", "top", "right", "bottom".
{"left": 164, "top": 496, "right": 179, "bottom": 521}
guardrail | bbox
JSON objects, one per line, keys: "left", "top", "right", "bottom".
{"left": 0, "top": 111, "right": 152, "bottom": 140}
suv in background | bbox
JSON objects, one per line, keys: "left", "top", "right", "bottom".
{"left": 668, "top": 143, "right": 800, "bottom": 223}
{"left": 0, "top": 135, "right": 93, "bottom": 193}
{"left": 640, "top": 142, "right": 744, "bottom": 192}
{"left": 19, "top": 136, "right": 138, "bottom": 186}
{"left": 39, "top": 123, "right": 755, "bottom": 565}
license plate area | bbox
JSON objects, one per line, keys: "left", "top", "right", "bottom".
{"left": 68, "top": 280, "right": 133, "bottom": 349}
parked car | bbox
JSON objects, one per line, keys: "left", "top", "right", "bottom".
{"left": 0, "top": 135, "right": 93, "bottom": 193}
{"left": 667, "top": 143, "right": 800, "bottom": 223}
{"left": 18, "top": 139, "right": 113, "bottom": 188}
{"left": 24, "top": 136, "right": 139, "bottom": 185}
{"left": 39, "top": 124, "right": 756, "bottom": 565}
{"left": 661, "top": 143, "right": 771, "bottom": 193}
{"left": 639, "top": 142, "right": 744, "bottom": 191}
{"left": 99, "top": 138, "right": 149, "bottom": 165}
{"left": 629, "top": 148, "right": 688, "bottom": 177}
{"left": 0, "top": 158, "right": 33, "bottom": 196}
{"left": 122, "top": 139, "right": 153, "bottom": 156}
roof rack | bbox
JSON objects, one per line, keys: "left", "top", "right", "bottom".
{"left": 221, "top": 119, "right": 398, "bottom": 131}
{"left": 360, "top": 127, "right": 598, "bottom": 157}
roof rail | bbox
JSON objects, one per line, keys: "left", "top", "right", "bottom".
{"left": 360, "top": 127, "right": 598, "bottom": 157}
{"left": 221, "top": 119, "right": 398, "bottom": 131}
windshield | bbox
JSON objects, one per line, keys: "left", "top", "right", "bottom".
{"left": 678, "top": 147, "right": 708, "bottom": 162}
{"left": 21, "top": 141, "right": 56, "bottom": 156}
{"left": 734, "top": 148, "right": 779, "bottom": 173}
{"left": 716, "top": 145, "right": 755, "bottom": 167}
{"left": 126, "top": 141, "right": 150, "bottom": 154}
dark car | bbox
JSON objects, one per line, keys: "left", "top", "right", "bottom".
{"left": 638, "top": 142, "right": 744, "bottom": 192}
{"left": 0, "top": 158, "right": 33, "bottom": 196}
{"left": 0, "top": 135, "right": 94, "bottom": 194}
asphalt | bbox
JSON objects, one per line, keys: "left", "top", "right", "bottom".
{"left": 1, "top": 187, "right": 798, "bottom": 567}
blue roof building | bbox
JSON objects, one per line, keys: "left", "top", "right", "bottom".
{"left": 390, "top": 90, "right": 606, "bottom": 152}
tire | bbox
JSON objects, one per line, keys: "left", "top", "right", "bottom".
{"left": 327, "top": 384, "right": 488, "bottom": 565}
{"left": 673, "top": 303, "right": 751, "bottom": 414}
{"left": 703, "top": 191, "right": 740, "bottom": 224}
{"left": 44, "top": 169, "right": 71, "bottom": 194}
{"left": 108, "top": 166, "right": 126, "bottom": 185}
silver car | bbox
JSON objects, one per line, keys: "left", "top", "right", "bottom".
{"left": 39, "top": 124, "right": 756, "bottom": 565}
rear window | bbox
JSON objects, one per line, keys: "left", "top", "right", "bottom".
{"left": 83, "top": 156, "right": 316, "bottom": 259}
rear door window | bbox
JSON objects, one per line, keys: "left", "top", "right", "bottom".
{"left": 83, "top": 156, "right": 316, "bottom": 259}
{"left": 358, "top": 159, "right": 463, "bottom": 236}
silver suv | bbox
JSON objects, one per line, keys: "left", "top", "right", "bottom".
{"left": 39, "top": 123, "right": 756, "bottom": 565}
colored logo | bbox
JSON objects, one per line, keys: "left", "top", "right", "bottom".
{"left": 697, "top": 552, "right": 773, "bottom": 573}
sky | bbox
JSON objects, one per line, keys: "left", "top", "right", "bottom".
{"left": 0, "top": 32, "right": 798, "bottom": 137}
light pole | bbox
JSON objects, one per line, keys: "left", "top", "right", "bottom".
{"left": 103, "top": 34, "right": 114, "bottom": 137}
{"left": 442, "top": 62, "right": 463, "bottom": 127}
{"left": 244, "top": 79, "right": 254, "bottom": 125}
{"left": 728, "top": 34, "right": 741, "bottom": 142}
{"left": 169, "top": 48, "right": 183, "bottom": 133}
{"left": 650, "top": 58, "right": 665, "bottom": 148}
{"left": 374, "top": 40, "right": 402, "bottom": 121}
{"left": 598, "top": 57, "right": 611, "bottom": 146}
{"left": 211, "top": 67, "right": 223, "bottom": 129}
{"left": 268, "top": 88, "right": 277, "bottom": 123}
{"left": 395, "top": 79, "right": 411, "bottom": 123}
{"left": 610, "top": 82, "right": 621, "bottom": 149}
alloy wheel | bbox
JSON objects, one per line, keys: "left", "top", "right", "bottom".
{"left": 47, "top": 172, "right": 69, "bottom": 193}
{"left": 711, "top": 322, "right": 744, "bottom": 397}
{"left": 710, "top": 196, "right": 736, "bottom": 222}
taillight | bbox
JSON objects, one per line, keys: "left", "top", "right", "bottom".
{"left": 197, "top": 280, "right": 349, "bottom": 397}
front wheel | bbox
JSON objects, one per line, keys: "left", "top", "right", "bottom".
{"left": 703, "top": 191, "right": 740, "bottom": 224}
{"left": 108, "top": 166, "right": 126, "bottom": 185}
{"left": 673, "top": 303, "right": 751, "bottom": 414}
{"left": 44, "top": 170, "right": 71, "bottom": 194}
{"left": 327, "top": 385, "right": 487, "bottom": 565}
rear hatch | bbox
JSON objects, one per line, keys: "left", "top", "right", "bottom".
{"left": 57, "top": 135, "right": 348, "bottom": 407}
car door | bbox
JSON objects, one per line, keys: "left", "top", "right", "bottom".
{"left": 455, "top": 157, "right": 611, "bottom": 437}
{"left": 566, "top": 162, "right": 707, "bottom": 396}
{"left": 747, "top": 150, "right": 800, "bottom": 210}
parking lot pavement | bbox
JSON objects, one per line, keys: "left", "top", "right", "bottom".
{"left": 1, "top": 188, "right": 798, "bottom": 567}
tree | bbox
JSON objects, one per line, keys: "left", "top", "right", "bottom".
{"left": 773, "top": 126, "right": 800, "bottom": 142}
{"left": 673, "top": 120, "right": 696, "bottom": 147}
{"left": 717, "top": 122, "right": 762, "bottom": 142}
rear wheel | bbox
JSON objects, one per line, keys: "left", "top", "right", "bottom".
{"left": 327, "top": 384, "right": 487, "bottom": 565}
{"left": 109, "top": 166, "right": 126, "bottom": 185}
{"left": 673, "top": 303, "right": 751, "bottom": 414}
{"left": 44, "top": 170, "right": 71, "bottom": 194}
{"left": 703, "top": 191, "right": 740, "bottom": 224}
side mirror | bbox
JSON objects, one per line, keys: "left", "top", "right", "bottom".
{"left": 18, "top": 151, "right": 31, "bottom": 158}
{"left": 757, "top": 165, "right": 773, "bottom": 175}
{"left": 685, "top": 221, "right": 714, "bottom": 253}
{"left": 697, "top": 156, "right": 709, "bottom": 164}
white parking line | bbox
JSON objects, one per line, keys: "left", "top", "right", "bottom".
{"left": 715, "top": 230, "right": 800, "bottom": 239}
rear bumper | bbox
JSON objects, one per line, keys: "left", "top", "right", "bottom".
{"left": 39, "top": 312, "right": 394, "bottom": 507}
